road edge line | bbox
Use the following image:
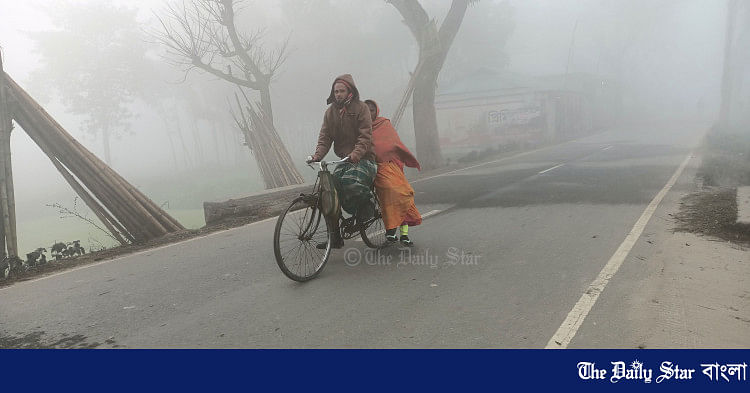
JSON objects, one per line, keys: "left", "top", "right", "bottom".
{"left": 545, "top": 152, "right": 693, "bottom": 349}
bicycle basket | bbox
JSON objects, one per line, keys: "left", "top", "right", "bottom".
{"left": 318, "top": 171, "right": 340, "bottom": 217}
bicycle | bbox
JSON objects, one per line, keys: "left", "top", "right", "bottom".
{"left": 273, "top": 157, "right": 388, "bottom": 282}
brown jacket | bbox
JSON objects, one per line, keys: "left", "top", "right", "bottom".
{"left": 312, "top": 74, "right": 375, "bottom": 163}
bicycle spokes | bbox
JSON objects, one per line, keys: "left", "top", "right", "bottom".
{"left": 274, "top": 196, "right": 331, "bottom": 281}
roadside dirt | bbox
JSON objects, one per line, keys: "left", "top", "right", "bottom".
{"left": 673, "top": 129, "right": 750, "bottom": 245}
{"left": 674, "top": 187, "right": 750, "bottom": 246}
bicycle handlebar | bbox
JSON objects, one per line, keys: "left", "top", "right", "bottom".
{"left": 306, "top": 156, "right": 349, "bottom": 171}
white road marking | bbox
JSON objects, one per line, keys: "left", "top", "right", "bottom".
{"left": 545, "top": 153, "right": 693, "bottom": 349}
{"left": 539, "top": 164, "right": 564, "bottom": 174}
{"left": 355, "top": 209, "right": 444, "bottom": 241}
{"left": 2, "top": 134, "right": 607, "bottom": 289}
{"left": 0, "top": 215, "right": 279, "bottom": 291}
{"left": 410, "top": 138, "right": 587, "bottom": 184}
{"left": 602, "top": 146, "right": 613, "bottom": 151}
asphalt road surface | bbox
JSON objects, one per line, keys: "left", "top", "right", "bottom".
{"left": 0, "top": 122, "right": 708, "bottom": 348}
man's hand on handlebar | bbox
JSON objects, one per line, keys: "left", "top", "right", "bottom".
{"left": 306, "top": 155, "right": 317, "bottom": 165}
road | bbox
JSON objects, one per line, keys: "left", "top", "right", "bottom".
{"left": 0, "top": 122, "right": 708, "bottom": 348}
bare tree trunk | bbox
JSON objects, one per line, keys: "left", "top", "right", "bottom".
{"left": 719, "top": 0, "right": 739, "bottom": 128}
{"left": 259, "top": 84, "right": 274, "bottom": 125}
{"left": 390, "top": 0, "right": 473, "bottom": 170}
{"left": 0, "top": 201, "right": 5, "bottom": 259}
{"left": 0, "top": 51, "right": 17, "bottom": 257}
{"left": 163, "top": 124, "right": 180, "bottom": 171}
{"left": 174, "top": 117, "right": 193, "bottom": 168}
{"left": 412, "top": 60, "right": 443, "bottom": 170}
{"left": 0, "top": 133, "right": 15, "bottom": 257}
{"left": 211, "top": 123, "right": 221, "bottom": 165}
{"left": 1, "top": 131, "right": 16, "bottom": 255}
{"left": 191, "top": 121, "right": 204, "bottom": 165}
{"left": 156, "top": 105, "right": 181, "bottom": 172}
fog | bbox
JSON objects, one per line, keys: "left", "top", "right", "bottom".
{"left": 0, "top": 0, "right": 730, "bottom": 255}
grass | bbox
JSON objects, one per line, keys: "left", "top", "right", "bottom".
{"left": 16, "top": 208, "right": 207, "bottom": 258}
{"left": 15, "top": 164, "right": 266, "bottom": 257}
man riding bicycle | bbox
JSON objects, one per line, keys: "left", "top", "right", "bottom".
{"left": 307, "top": 74, "right": 377, "bottom": 249}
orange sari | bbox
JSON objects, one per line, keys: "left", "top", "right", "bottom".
{"left": 374, "top": 162, "right": 422, "bottom": 229}
{"left": 368, "top": 100, "right": 422, "bottom": 230}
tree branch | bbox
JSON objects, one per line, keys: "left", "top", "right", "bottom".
{"left": 150, "top": 0, "right": 284, "bottom": 92}
{"left": 438, "top": 0, "right": 471, "bottom": 51}
{"left": 387, "top": 0, "right": 430, "bottom": 44}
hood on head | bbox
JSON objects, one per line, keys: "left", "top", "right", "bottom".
{"left": 327, "top": 74, "right": 360, "bottom": 105}
{"left": 364, "top": 99, "right": 379, "bottom": 118}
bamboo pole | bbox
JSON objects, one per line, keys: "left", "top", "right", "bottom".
{"left": 10, "top": 99, "right": 153, "bottom": 242}
{"left": 22, "top": 113, "right": 133, "bottom": 244}
{"left": 99, "top": 162, "right": 184, "bottom": 231}
{"left": 51, "top": 157, "right": 131, "bottom": 245}
{"left": 254, "top": 103, "right": 294, "bottom": 186}
{"left": 391, "top": 59, "right": 423, "bottom": 129}
{"left": 5, "top": 75, "right": 169, "bottom": 239}
{"left": 9, "top": 95, "right": 154, "bottom": 241}
{"left": 234, "top": 94, "right": 273, "bottom": 189}
{"left": 39, "top": 110, "right": 170, "bottom": 236}
{"left": 37, "top": 96, "right": 183, "bottom": 231}
{"left": 0, "top": 51, "right": 16, "bottom": 257}
{"left": 2, "top": 64, "right": 183, "bottom": 244}
{"left": 248, "top": 105, "right": 285, "bottom": 187}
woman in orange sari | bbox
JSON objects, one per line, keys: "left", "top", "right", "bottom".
{"left": 365, "top": 99, "right": 422, "bottom": 246}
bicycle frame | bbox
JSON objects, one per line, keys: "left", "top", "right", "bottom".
{"left": 304, "top": 157, "right": 382, "bottom": 239}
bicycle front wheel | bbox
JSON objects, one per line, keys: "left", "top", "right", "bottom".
{"left": 273, "top": 196, "right": 331, "bottom": 282}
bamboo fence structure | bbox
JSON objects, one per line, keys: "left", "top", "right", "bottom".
{"left": 230, "top": 89, "right": 304, "bottom": 189}
{"left": 0, "top": 52, "right": 184, "bottom": 256}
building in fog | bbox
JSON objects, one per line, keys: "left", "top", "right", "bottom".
{"left": 435, "top": 68, "right": 616, "bottom": 155}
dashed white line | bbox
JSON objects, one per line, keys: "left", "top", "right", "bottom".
{"left": 410, "top": 140, "right": 585, "bottom": 184}
{"left": 539, "top": 164, "right": 564, "bottom": 174}
{"left": 545, "top": 153, "right": 693, "bottom": 349}
{"left": 420, "top": 209, "right": 444, "bottom": 219}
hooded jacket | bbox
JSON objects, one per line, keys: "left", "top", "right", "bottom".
{"left": 312, "top": 74, "right": 375, "bottom": 163}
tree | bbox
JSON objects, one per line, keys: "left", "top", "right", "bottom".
{"left": 438, "top": 1, "right": 515, "bottom": 84}
{"left": 28, "top": 3, "right": 150, "bottom": 166}
{"left": 719, "top": 0, "right": 739, "bottom": 128}
{"left": 591, "top": 0, "right": 686, "bottom": 121}
{"left": 153, "top": 0, "right": 303, "bottom": 188}
{"left": 388, "top": 0, "right": 482, "bottom": 170}
{"left": 153, "top": 0, "right": 287, "bottom": 123}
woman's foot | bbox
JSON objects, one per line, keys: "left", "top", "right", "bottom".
{"left": 385, "top": 228, "right": 398, "bottom": 242}
{"left": 399, "top": 235, "right": 414, "bottom": 247}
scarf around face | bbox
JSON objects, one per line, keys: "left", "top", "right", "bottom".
{"left": 366, "top": 99, "right": 421, "bottom": 171}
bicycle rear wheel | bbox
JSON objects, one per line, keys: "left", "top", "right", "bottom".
{"left": 273, "top": 196, "right": 331, "bottom": 282}
{"left": 360, "top": 195, "right": 388, "bottom": 249}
